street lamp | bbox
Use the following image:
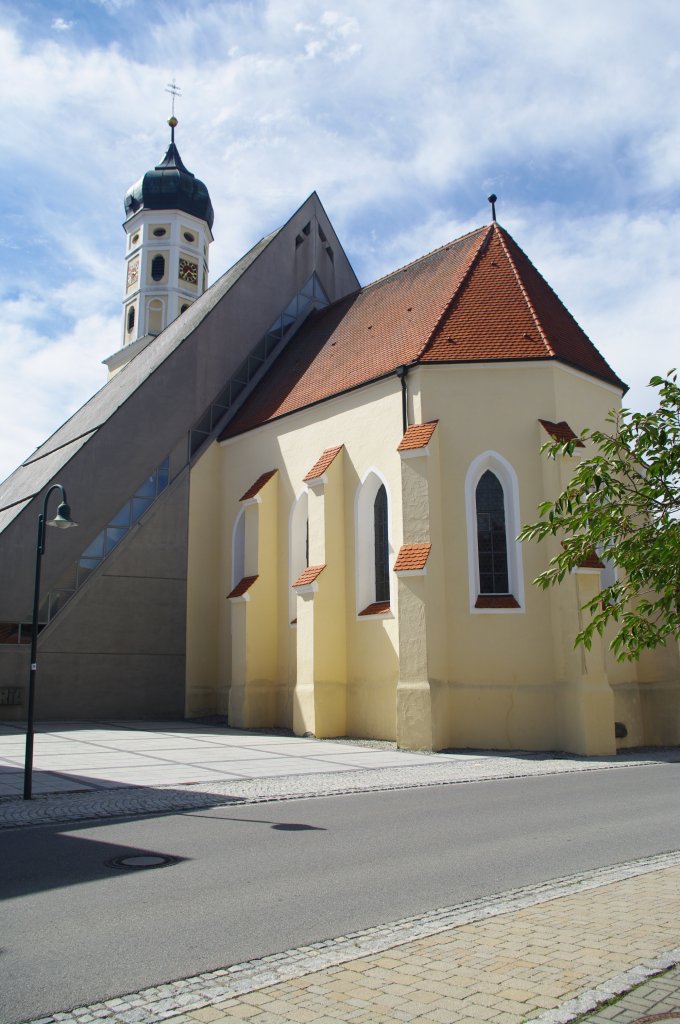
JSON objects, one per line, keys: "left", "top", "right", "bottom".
{"left": 24, "top": 484, "right": 77, "bottom": 800}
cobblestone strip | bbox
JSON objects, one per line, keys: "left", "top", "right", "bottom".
{"left": 0, "top": 753, "right": 666, "bottom": 830}
{"left": 21, "top": 850, "right": 680, "bottom": 1024}
{"left": 525, "top": 954, "right": 680, "bottom": 1024}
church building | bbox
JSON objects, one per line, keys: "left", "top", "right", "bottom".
{"left": 1, "top": 120, "right": 678, "bottom": 755}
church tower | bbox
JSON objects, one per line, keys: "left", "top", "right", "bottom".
{"left": 121, "top": 116, "right": 214, "bottom": 346}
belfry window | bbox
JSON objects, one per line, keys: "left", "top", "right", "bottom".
{"left": 151, "top": 254, "right": 165, "bottom": 281}
{"left": 126, "top": 305, "right": 135, "bottom": 333}
{"left": 374, "top": 485, "right": 390, "bottom": 602}
{"left": 476, "top": 471, "right": 508, "bottom": 593}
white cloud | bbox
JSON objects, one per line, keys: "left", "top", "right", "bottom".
{"left": 1, "top": 0, "right": 679, "bottom": 482}
{"left": 0, "top": 312, "right": 118, "bottom": 482}
{"left": 501, "top": 206, "right": 680, "bottom": 413}
{"left": 51, "top": 17, "right": 72, "bottom": 31}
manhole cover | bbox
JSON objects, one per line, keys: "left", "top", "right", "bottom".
{"left": 107, "top": 853, "right": 180, "bottom": 870}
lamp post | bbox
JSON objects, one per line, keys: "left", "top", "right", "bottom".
{"left": 24, "top": 484, "right": 77, "bottom": 800}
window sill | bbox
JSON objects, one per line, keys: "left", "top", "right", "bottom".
{"left": 358, "top": 601, "right": 392, "bottom": 618}
{"left": 475, "top": 594, "right": 520, "bottom": 609}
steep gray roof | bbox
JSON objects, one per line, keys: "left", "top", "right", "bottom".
{"left": 0, "top": 230, "right": 277, "bottom": 533}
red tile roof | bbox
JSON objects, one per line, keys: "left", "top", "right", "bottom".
{"left": 292, "top": 564, "right": 326, "bottom": 587}
{"left": 539, "top": 419, "right": 585, "bottom": 446}
{"left": 397, "top": 421, "right": 438, "bottom": 452}
{"left": 561, "top": 543, "right": 606, "bottom": 570}
{"left": 393, "top": 543, "right": 432, "bottom": 572}
{"left": 221, "top": 227, "right": 489, "bottom": 438}
{"left": 227, "top": 575, "right": 258, "bottom": 599}
{"left": 221, "top": 223, "right": 625, "bottom": 440}
{"left": 422, "top": 227, "right": 624, "bottom": 388}
{"left": 577, "top": 551, "right": 606, "bottom": 570}
{"left": 239, "top": 469, "right": 277, "bottom": 501}
{"left": 303, "top": 445, "right": 344, "bottom": 482}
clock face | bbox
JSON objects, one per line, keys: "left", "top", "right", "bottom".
{"left": 179, "top": 258, "right": 198, "bottom": 284}
{"left": 127, "top": 259, "right": 140, "bottom": 287}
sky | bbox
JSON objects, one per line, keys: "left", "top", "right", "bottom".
{"left": 0, "top": 0, "right": 678, "bottom": 484}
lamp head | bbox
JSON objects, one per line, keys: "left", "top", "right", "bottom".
{"left": 48, "top": 502, "right": 78, "bottom": 529}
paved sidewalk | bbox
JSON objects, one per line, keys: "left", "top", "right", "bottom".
{"left": 580, "top": 964, "right": 680, "bottom": 1023}
{"left": 2, "top": 720, "right": 679, "bottom": 831}
{"left": 20, "top": 853, "right": 680, "bottom": 1024}
{"left": 169, "top": 858, "right": 680, "bottom": 1024}
{"left": 0, "top": 720, "right": 457, "bottom": 798}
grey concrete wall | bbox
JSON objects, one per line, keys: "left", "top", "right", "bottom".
{"left": 0, "top": 473, "right": 189, "bottom": 720}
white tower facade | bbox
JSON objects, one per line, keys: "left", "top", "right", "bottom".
{"left": 121, "top": 117, "right": 214, "bottom": 347}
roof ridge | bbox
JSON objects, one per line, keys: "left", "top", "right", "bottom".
{"left": 361, "top": 224, "right": 490, "bottom": 293}
{"left": 494, "top": 223, "right": 555, "bottom": 358}
{"left": 415, "top": 224, "right": 494, "bottom": 361}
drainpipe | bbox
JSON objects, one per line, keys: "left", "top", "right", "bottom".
{"left": 396, "top": 365, "right": 409, "bottom": 434}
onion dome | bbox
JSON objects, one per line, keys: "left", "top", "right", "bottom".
{"left": 124, "top": 117, "right": 214, "bottom": 229}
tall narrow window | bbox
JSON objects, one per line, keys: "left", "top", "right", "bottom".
{"left": 356, "top": 470, "right": 391, "bottom": 615}
{"left": 126, "top": 305, "right": 135, "bottom": 333}
{"left": 475, "top": 471, "right": 508, "bottom": 593}
{"left": 465, "top": 452, "right": 524, "bottom": 612}
{"left": 374, "top": 485, "right": 390, "bottom": 602}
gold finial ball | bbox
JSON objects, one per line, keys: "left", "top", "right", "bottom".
{"left": 168, "top": 115, "right": 178, "bottom": 128}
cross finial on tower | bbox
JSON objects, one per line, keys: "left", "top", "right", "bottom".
{"left": 488, "top": 194, "right": 498, "bottom": 223}
{"left": 166, "top": 79, "right": 181, "bottom": 141}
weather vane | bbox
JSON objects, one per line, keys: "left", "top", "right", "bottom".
{"left": 166, "top": 78, "right": 181, "bottom": 117}
{"left": 165, "top": 78, "right": 181, "bottom": 141}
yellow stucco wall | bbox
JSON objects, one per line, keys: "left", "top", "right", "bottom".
{"left": 206, "top": 378, "right": 404, "bottom": 739}
{"left": 184, "top": 359, "right": 680, "bottom": 754}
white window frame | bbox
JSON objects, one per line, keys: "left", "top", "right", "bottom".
{"left": 288, "top": 490, "right": 309, "bottom": 623}
{"left": 464, "top": 451, "right": 525, "bottom": 614}
{"left": 355, "top": 467, "right": 393, "bottom": 617}
{"left": 231, "top": 508, "right": 246, "bottom": 590}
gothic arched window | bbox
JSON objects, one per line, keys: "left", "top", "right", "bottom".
{"left": 475, "top": 470, "right": 508, "bottom": 594}
{"left": 374, "top": 485, "right": 390, "bottom": 602}
{"left": 355, "top": 471, "right": 391, "bottom": 615}
{"left": 465, "top": 452, "right": 524, "bottom": 612}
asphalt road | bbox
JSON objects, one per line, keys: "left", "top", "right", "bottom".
{"left": 3, "top": 763, "right": 680, "bottom": 1023}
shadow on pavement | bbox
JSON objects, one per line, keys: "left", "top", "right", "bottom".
{"left": 2, "top": 802, "right": 326, "bottom": 899}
